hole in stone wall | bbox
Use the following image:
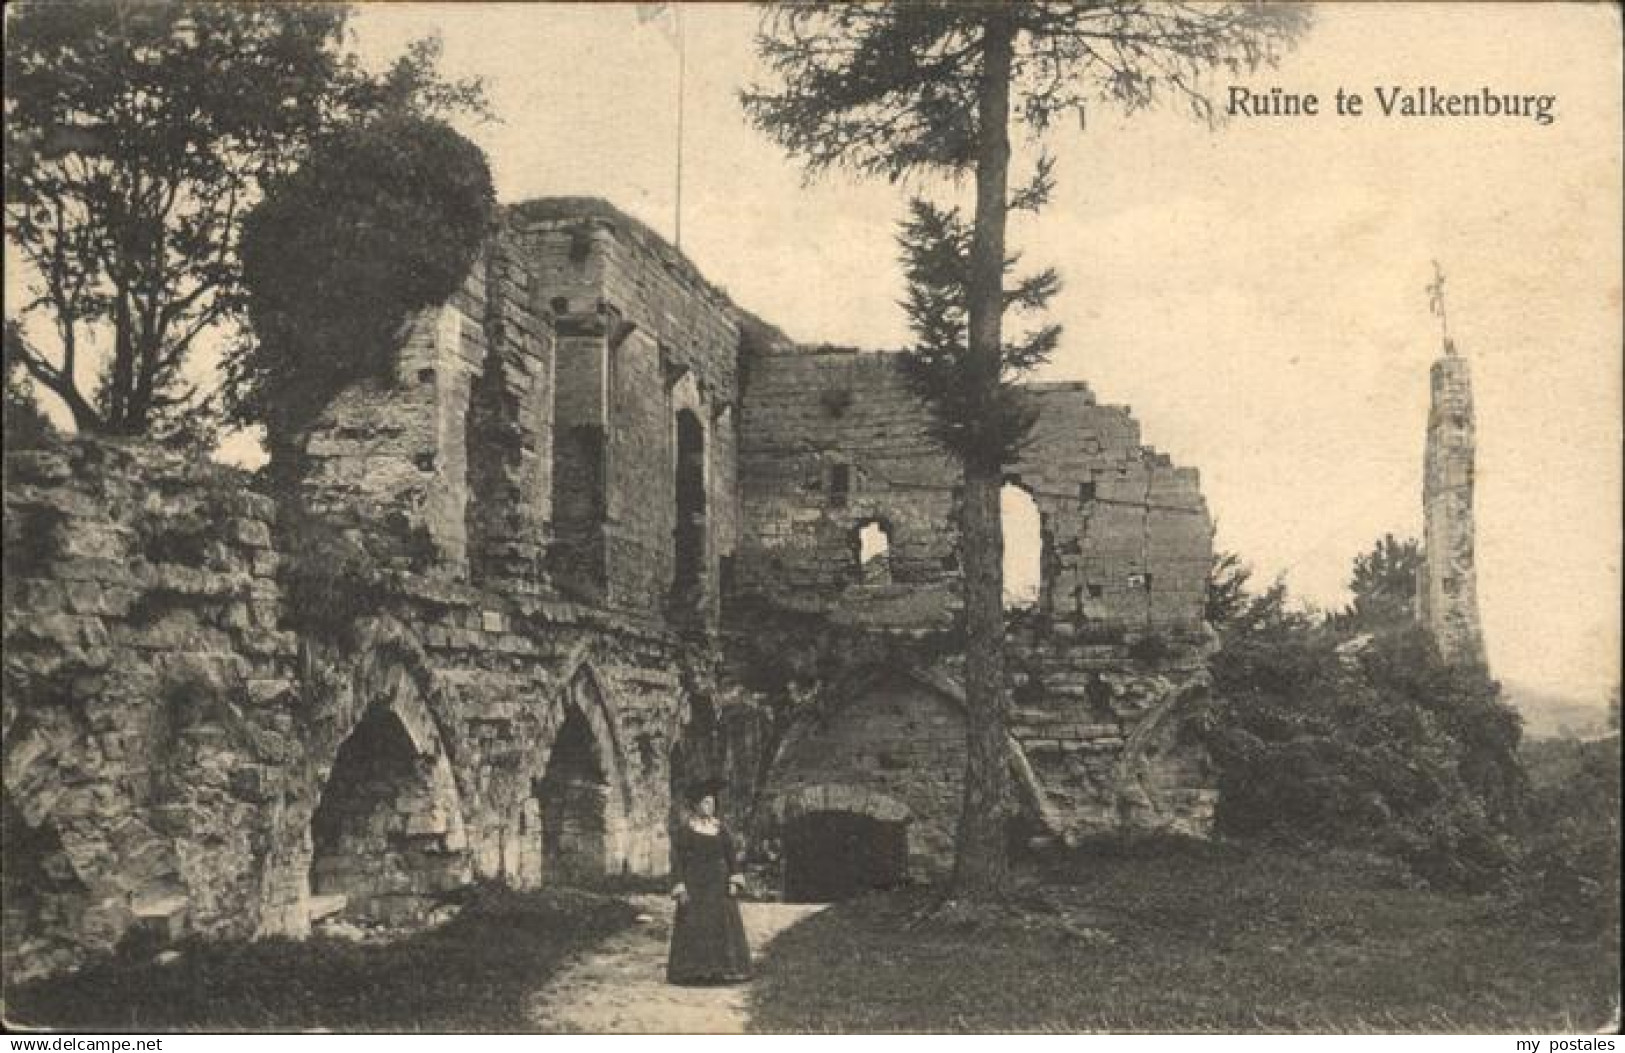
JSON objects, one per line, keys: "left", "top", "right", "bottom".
{"left": 672, "top": 409, "right": 706, "bottom": 612}
{"left": 1002, "top": 483, "right": 1042, "bottom": 609}
{"left": 782, "top": 811, "right": 907, "bottom": 903}
{"left": 308, "top": 705, "right": 469, "bottom": 925}
{"left": 537, "top": 705, "right": 610, "bottom": 885}
{"left": 854, "top": 520, "right": 892, "bottom": 585}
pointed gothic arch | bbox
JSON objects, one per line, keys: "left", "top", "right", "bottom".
{"left": 533, "top": 662, "right": 637, "bottom": 883}
{"left": 305, "top": 632, "right": 473, "bottom": 926}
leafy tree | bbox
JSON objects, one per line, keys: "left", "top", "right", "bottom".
{"left": 1334, "top": 533, "right": 1424, "bottom": 632}
{"left": 3, "top": 1, "right": 484, "bottom": 440}
{"left": 745, "top": 2, "right": 1309, "bottom": 899}
{"left": 1197, "top": 548, "right": 1525, "bottom": 890}
{"left": 894, "top": 194, "right": 1061, "bottom": 470}
{"left": 1205, "top": 550, "right": 1254, "bottom": 628}
{"left": 226, "top": 115, "right": 494, "bottom": 459}
{"left": 3, "top": 322, "right": 57, "bottom": 449}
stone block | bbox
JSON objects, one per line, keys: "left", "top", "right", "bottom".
{"left": 229, "top": 518, "right": 272, "bottom": 549}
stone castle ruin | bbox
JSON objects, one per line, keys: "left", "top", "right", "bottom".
{"left": 2, "top": 198, "right": 1215, "bottom": 981}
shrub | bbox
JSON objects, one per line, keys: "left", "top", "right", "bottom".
{"left": 1506, "top": 737, "right": 1621, "bottom": 936}
{"left": 228, "top": 115, "right": 494, "bottom": 441}
{"left": 1196, "top": 546, "right": 1526, "bottom": 891}
{"left": 275, "top": 506, "right": 394, "bottom": 647}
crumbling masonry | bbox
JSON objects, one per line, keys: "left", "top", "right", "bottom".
{"left": 1418, "top": 340, "right": 1487, "bottom": 668}
{"left": 2, "top": 198, "right": 1214, "bottom": 981}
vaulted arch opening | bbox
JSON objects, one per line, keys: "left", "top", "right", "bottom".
{"left": 537, "top": 703, "right": 611, "bottom": 884}
{"left": 308, "top": 704, "right": 470, "bottom": 924}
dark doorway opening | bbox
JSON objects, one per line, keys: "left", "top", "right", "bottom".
{"left": 309, "top": 706, "right": 469, "bottom": 924}
{"left": 538, "top": 705, "right": 609, "bottom": 884}
{"left": 782, "top": 810, "right": 907, "bottom": 902}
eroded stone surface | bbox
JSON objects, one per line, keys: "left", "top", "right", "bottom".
{"left": 1419, "top": 347, "right": 1486, "bottom": 668}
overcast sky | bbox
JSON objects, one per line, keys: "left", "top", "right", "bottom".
{"left": 15, "top": 3, "right": 1615, "bottom": 703}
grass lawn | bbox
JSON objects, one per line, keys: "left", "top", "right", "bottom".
{"left": 4, "top": 886, "right": 637, "bottom": 1032}
{"left": 747, "top": 840, "right": 1619, "bottom": 1033}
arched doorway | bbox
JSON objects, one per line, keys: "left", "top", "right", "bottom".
{"left": 308, "top": 703, "right": 471, "bottom": 924}
{"left": 782, "top": 811, "right": 907, "bottom": 902}
{"left": 534, "top": 668, "right": 634, "bottom": 884}
{"left": 537, "top": 703, "right": 611, "bottom": 883}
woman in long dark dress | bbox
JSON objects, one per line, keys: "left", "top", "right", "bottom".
{"left": 666, "top": 787, "right": 751, "bottom": 985}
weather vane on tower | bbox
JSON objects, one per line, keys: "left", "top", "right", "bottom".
{"left": 1426, "top": 260, "right": 1455, "bottom": 356}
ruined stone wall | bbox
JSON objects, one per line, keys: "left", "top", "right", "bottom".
{"left": 2, "top": 436, "right": 704, "bottom": 983}
{"left": 298, "top": 197, "right": 743, "bottom": 630}
{"left": 1005, "top": 631, "right": 1217, "bottom": 840}
{"left": 509, "top": 199, "right": 741, "bottom": 625}
{"left": 765, "top": 671, "right": 967, "bottom": 877}
{"left": 736, "top": 348, "right": 961, "bottom": 628}
{"left": 2, "top": 192, "right": 1222, "bottom": 978}
{"left": 736, "top": 352, "right": 1210, "bottom": 638}
{"left": 738, "top": 351, "right": 1218, "bottom": 855}
{"left": 1014, "top": 384, "right": 1211, "bottom": 638}
{"left": 299, "top": 235, "right": 555, "bottom": 591}
{"left": 3, "top": 441, "right": 300, "bottom": 979}
{"left": 753, "top": 647, "right": 1217, "bottom": 876}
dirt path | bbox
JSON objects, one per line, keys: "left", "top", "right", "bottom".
{"left": 524, "top": 894, "right": 825, "bottom": 1034}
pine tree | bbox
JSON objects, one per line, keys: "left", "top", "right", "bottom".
{"left": 746, "top": 2, "right": 1309, "bottom": 898}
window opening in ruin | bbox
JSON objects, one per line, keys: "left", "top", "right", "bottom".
{"left": 782, "top": 810, "right": 907, "bottom": 903}
{"left": 1079, "top": 480, "right": 1096, "bottom": 502}
{"left": 538, "top": 704, "right": 611, "bottom": 885}
{"left": 672, "top": 409, "right": 707, "bottom": 611}
{"left": 1002, "top": 483, "right": 1042, "bottom": 609}
{"left": 551, "top": 424, "right": 608, "bottom": 597}
{"left": 829, "top": 464, "right": 850, "bottom": 508}
{"left": 308, "top": 705, "right": 469, "bottom": 924}
{"left": 854, "top": 519, "right": 892, "bottom": 585}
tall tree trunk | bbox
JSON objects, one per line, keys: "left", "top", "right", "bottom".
{"left": 107, "top": 290, "right": 136, "bottom": 433}
{"left": 949, "top": 10, "right": 1015, "bottom": 902}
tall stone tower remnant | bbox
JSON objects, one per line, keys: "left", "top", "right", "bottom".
{"left": 1418, "top": 264, "right": 1488, "bottom": 668}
